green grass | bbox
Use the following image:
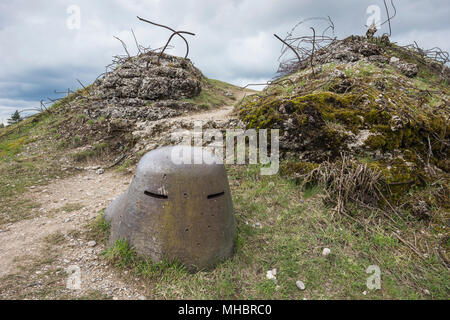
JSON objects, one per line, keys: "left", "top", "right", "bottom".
{"left": 0, "top": 112, "right": 67, "bottom": 225}
{"left": 103, "top": 239, "right": 135, "bottom": 269}
{"left": 60, "top": 203, "right": 84, "bottom": 213}
{"left": 99, "top": 164, "right": 449, "bottom": 299}
{"left": 44, "top": 231, "right": 66, "bottom": 245}
{"left": 181, "top": 78, "right": 239, "bottom": 109}
{"left": 70, "top": 142, "right": 110, "bottom": 162}
{"left": 86, "top": 210, "right": 111, "bottom": 243}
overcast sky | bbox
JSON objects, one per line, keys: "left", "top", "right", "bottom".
{"left": 0, "top": 0, "right": 449, "bottom": 124}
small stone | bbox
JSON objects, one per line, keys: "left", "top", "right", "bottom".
{"left": 87, "top": 240, "right": 97, "bottom": 247}
{"left": 423, "top": 289, "right": 430, "bottom": 295}
{"left": 322, "top": 248, "right": 331, "bottom": 256}
{"left": 296, "top": 280, "right": 306, "bottom": 291}
{"left": 96, "top": 168, "right": 105, "bottom": 175}
{"left": 363, "top": 291, "right": 367, "bottom": 295}
{"left": 138, "top": 295, "right": 146, "bottom": 300}
{"left": 252, "top": 222, "right": 262, "bottom": 229}
{"left": 389, "top": 56, "right": 400, "bottom": 65}
{"left": 266, "top": 269, "right": 277, "bottom": 281}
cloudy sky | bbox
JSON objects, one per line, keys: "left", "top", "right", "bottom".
{"left": 0, "top": 0, "right": 449, "bottom": 124}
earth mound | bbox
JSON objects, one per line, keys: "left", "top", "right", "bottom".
{"left": 237, "top": 35, "right": 449, "bottom": 213}
{"left": 44, "top": 51, "right": 239, "bottom": 165}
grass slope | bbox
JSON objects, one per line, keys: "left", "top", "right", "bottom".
{"left": 99, "top": 164, "right": 448, "bottom": 299}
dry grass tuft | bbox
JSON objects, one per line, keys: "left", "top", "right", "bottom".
{"left": 301, "top": 153, "right": 383, "bottom": 213}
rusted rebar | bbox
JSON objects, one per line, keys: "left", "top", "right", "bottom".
{"left": 137, "top": 16, "right": 195, "bottom": 59}
{"left": 274, "top": 33, "right": 302, "bottom": 63}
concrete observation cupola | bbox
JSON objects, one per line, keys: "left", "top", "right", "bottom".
{"left": 104, "top": 146, "right": 236, "bottom": 271}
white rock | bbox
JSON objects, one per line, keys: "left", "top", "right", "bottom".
{"left": 87, "top": 240, "right": 97, "bottom": 247}
{"left": 266, "top": 269, "right": 277, "bottom": 281}
{"left": 138, "top": 295, "right": 146, "bottom": 300}
{"left": 363, "top": 291, "right": 367, "bottom": 295}
{"left": 296, "top": 280, "right": 306, "bottom": 291}
{"left": 96, "top": 168, "right": 104, "bottom": 175}
{"left": 322, "top": 248, "right": 331, "bottom": 256}
{"left": 390, "top": 56, "right": 400, "bottom": 65}
{"left": 252, "top": 222, "right": 262, "bottom": 229}
{"left": 423, "top": 289, "right": 430, "bottom": 295}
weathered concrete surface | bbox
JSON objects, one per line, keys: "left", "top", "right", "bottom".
{"left": 105, "top": 146, "right": 236, "bottom": 271}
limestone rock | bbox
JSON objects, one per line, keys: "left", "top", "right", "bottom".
{"left": 296, "top": 280, "right": 306, "bottom": 291}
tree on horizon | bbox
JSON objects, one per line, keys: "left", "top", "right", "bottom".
{"left": 7, "top": 110, "right": 23, "bottom": 125}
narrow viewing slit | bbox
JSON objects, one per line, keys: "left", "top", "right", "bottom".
{"left": 207, "top": 191, "right": 225, "bottom": 199}
{"left": 144, "top": 190, "right": 168, "bottom": 199}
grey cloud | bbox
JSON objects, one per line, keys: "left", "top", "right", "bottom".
{"left": 0, "top": 0, "right": 449, "bottom": 124}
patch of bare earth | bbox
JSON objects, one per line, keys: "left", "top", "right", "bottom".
{"left": 0, "top": 95, "right": 247, "bottom": 300}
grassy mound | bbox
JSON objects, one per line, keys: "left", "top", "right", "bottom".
{"left": 237, "top": 36, "right": 449, "bottom": 214}
{"left": 0, "top": 52, "right": 239, "bottom": 225}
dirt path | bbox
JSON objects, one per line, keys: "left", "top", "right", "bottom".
{"left": 170, "top": 89, "right": 248, "bottom": 123}
{"left": 0, "top": 90, "right": 248, "bottom": 299}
